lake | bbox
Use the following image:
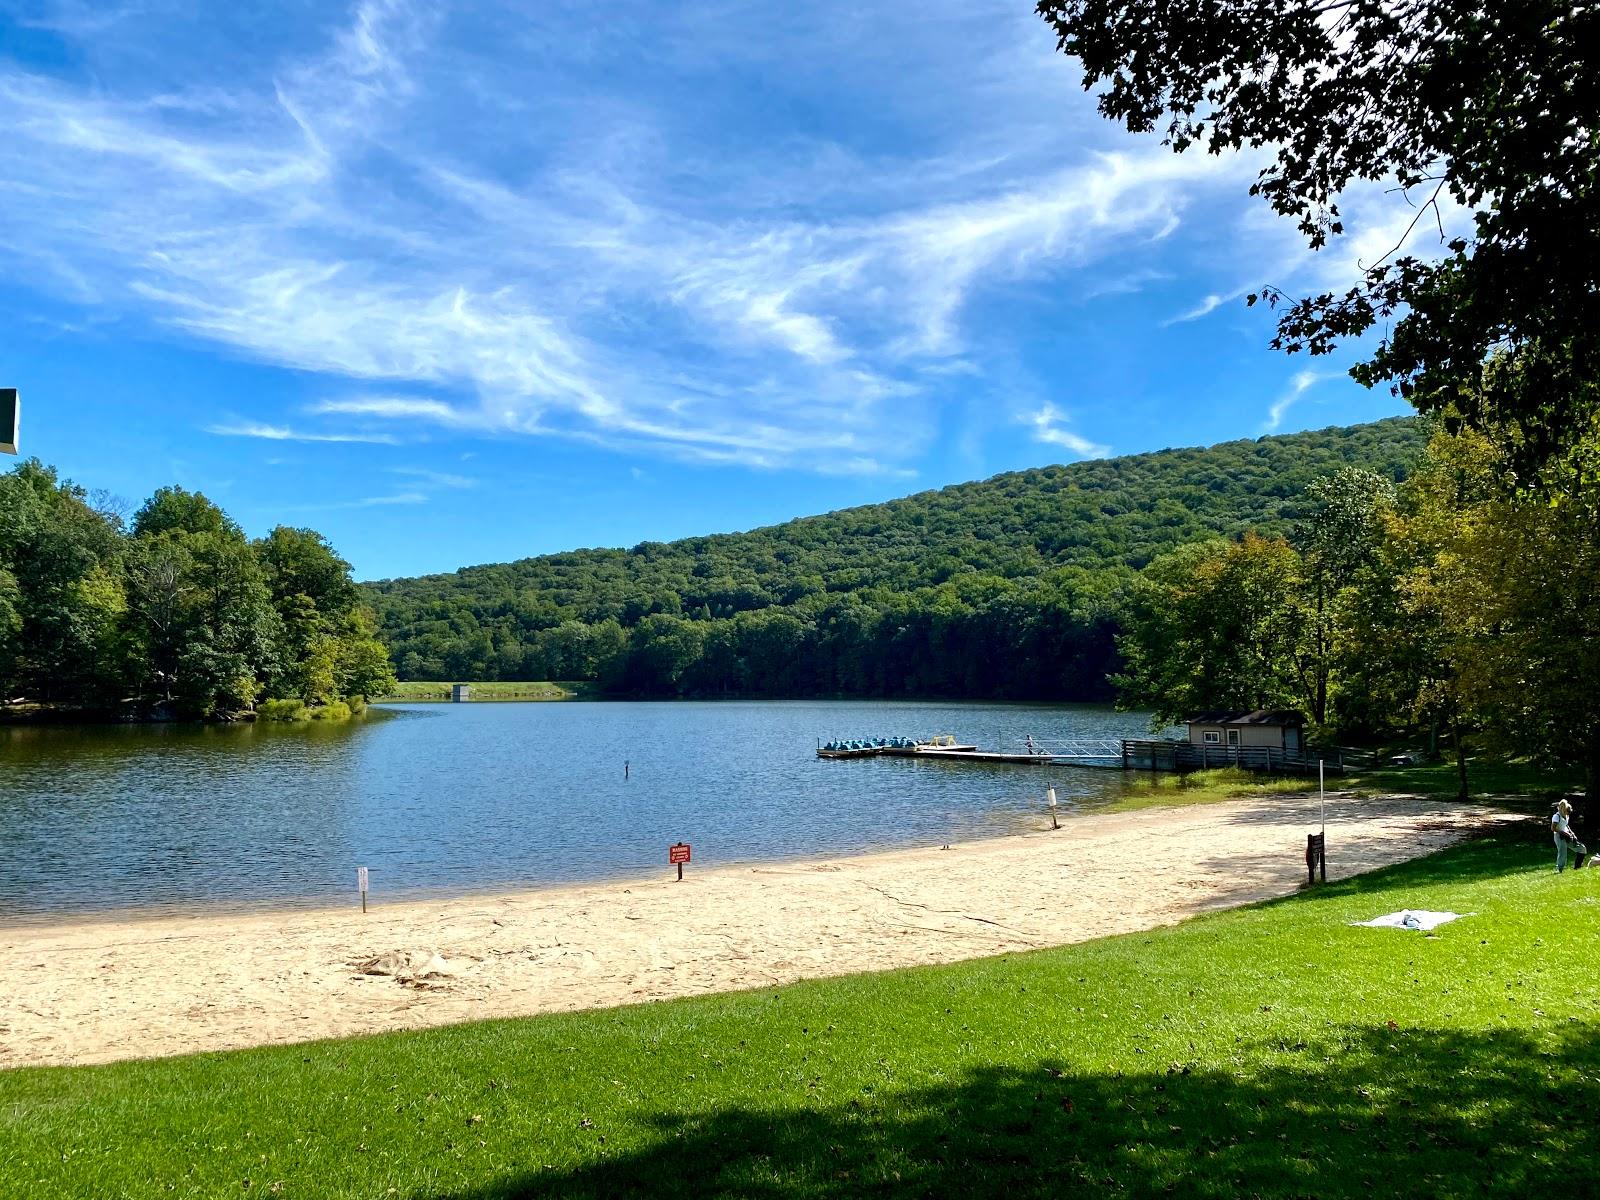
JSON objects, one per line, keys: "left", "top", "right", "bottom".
{"left": 0, "top": 700, "right": 1157, "bottom": 922}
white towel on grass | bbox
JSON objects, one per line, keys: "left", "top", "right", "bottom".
{"left": 1350, "top": 910, "right": 1470, "bottom": 931}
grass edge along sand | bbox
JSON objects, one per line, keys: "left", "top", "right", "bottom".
{"left": 1107, "top": 757, "right": 1579, "bottom": 815}
{"left": 2, "top": 824, "right": 1596, "bottom": 1199}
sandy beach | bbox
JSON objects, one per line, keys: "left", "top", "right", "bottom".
{"left": 0, "top": 794, "right": 1513, "bottom": 1068}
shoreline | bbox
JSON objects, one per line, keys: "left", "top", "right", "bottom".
{"left": 0, "top": 809, "right": 1056, "bottom": 933}
{"left": 0, "top": 794, "right": 1516, "bottom": 1069}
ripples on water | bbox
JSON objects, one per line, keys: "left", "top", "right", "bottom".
{"left": 0, "top": 700, "right": 1156, "bottom": 921}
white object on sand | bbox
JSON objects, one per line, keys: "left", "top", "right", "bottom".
{"left": 1351, "top": 910, "right": 1471, "bottom": 931}
{"left": 355, "top": 950, "right": 458, "bottom": 980}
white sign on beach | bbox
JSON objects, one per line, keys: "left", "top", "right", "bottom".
{"left": 357, "top": 867, "right": 369, "bottom": 892}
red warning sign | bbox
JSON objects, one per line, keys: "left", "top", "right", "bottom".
{"left": 669, "top": 842, "right": 691, "bottom": 865}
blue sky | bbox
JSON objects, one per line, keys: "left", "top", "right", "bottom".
{"left": 0, "top": 0, "right": 1432, "bottom": 580}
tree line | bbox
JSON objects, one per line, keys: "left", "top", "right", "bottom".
{"left": 364, "top": 420, "right": 1424, "bottom": 696}
{"left": 1116, "top": 419, "right": 1600, "bottom": 808}
{"left": 0, "top": 460, "right": 395, "bottom": 720}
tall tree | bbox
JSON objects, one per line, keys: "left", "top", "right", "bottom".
{"left": 1115, "top": 534, "right": 1306, "bottom": 727}
{"left": 131, "top": 486, "right": 231, "bottom": 539}
{"left": 0, "top": 460, "right": 128, "bottom": 706}
{"left": 1036, "top": 0, "right": 1600, "bottom": 480}
{"left": 256, "top": 527, "right": 360, "bottom": 615}
{"left": 1351, "top": 435, "right": 1496, "bottom": 797}
{"left": 1420, "top": 431, "right": 1600, "bottom": 821}
{"left": 1294, "top": 467, "right": 1397, "bottom": 724}
{"left": 253, "top": 526, "right": 390, "bottom": 702}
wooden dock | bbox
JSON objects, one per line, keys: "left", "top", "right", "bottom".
{"left": 815, "top": 736, "right": 1369, "bottom": 776}
{"left": 912, "top": 748, "right": 1053, "bottom": 765}
{"left": 816, "top": 737, "right": 1125, "bottom": 767}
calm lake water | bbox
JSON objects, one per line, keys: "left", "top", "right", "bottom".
{"left": 0, "top": 700, "right": 1156, "bottom": 922}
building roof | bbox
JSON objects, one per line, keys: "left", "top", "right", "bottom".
{"left": 1184, "top": 710, "right": 1305, "bottom": 727}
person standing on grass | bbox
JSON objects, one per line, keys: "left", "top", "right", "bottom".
{"left": 1553, "top": 799, "right": 1586, "bottom": 872}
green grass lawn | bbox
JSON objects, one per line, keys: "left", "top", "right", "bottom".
{"left": 1106, "top": 766, "right": 1315, "bottom": 811}
{"left": 3, "top": 827, "right": 1596, "bottom": 1199}
{"left": 1344, "top": 759, "right": 1581, "bottom": 808}
{"left": 376, "top": 681, "right": 596, "bottom": 703}
{"left": 1108, "top": 758, "right": 1581, "bottom": 816}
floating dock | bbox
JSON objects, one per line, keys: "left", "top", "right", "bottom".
{"left": 911, "top": 748, "right": 1056, "bottom": 765}
{"left": 816, "top": 737, "right": 977, "bottom": 760}
{"left": 817, "top": 736, "right": 1123, "bottom": 767}
{"left": 820, "top": 735, "right": 1370, "bottom": 774}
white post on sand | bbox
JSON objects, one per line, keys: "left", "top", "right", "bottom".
{"left": 1319, "top": 760, "right": 1326, "bottom": 836}
{"left": 358, "top": 866, "right": 369, "bottom": 914}
{"left": 1047, "top": 786, "right": 1059, "bottom": 830}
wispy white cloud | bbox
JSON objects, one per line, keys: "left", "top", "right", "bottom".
{"left": 310, "top": 396, "right": 475, "bottom": 425}
{"left": 0, "top": 0, "right": 1420, "bottom": 474}
{"left": 1164, "top": 290, "right": 1234, "bottom": 326}
{"left": 1023, "top": 403, "right": 1110, "bottom": 459}
{"left": 1082, "top": 267, "right": 1172, "bottom": 301}
{"left": 14, "top": 1, "right": 145, "bottom": 37}
{"left": 389, "top": 466, "right": 476, "bottom": 488}
{"left": 355, "top": 491, "right": 427, "bottom": 506}
{"left": 1261, "top": 369, "right": 1336, "bottom": 434}
{"left": 0, "top": 0, "right": 1258, "bottom": 472}
{"left": 205, "top": 420, "right": 399, "bottom": 445}
{"left": 278, "top": 490, "right": 428, "bottom": 513}
{"left": 1175, "top": 173, "right": 1476, "bottom": 331}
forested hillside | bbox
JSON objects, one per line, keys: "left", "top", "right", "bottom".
{"left": 365, "top": 419, "right": 1425, "bottom": 698}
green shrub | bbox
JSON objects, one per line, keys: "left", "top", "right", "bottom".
{"left": 256, "top": 698, "right": 309, "bottom": 722}
{"left": 308, "top": 701, "right": 352, "bottom": 721}
{"left": 346, "top": 694, "right": 368, "bottom": 715}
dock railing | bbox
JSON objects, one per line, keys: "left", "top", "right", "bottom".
{"left": 1119, "top": 740, "right": 1376, "bottom": 774}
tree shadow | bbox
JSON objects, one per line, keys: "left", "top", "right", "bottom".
{"left": 1180, "top": 815, "right": 1546, "bottom": 901}
{"left": 1297, "top": 820, "right": 1554, "bottom": 894}
{"left": 431, "top": 1021, "right": 1599, "bottom": 1199}
{"left": 1208, "top": 794, "right": 1510, "bottom": 830}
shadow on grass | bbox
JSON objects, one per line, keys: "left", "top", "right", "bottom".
{"left": 1212, "top": 822, "right": 1558, "bottom": 910}
{"left": 1312, "top": 822, "right": 1555, "bottom": 894}
{"left": 436, "top": 1021, "right": 1598, "bottom": 1199}
{"left": 1171, "top": 809, "right": 1546, "bottom": 904}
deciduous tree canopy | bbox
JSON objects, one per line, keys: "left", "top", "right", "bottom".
{"left": 1036, "top": 0, "right": 1600, "bottom": 480}
{"left": 0, "top": 464, "right": 394, "bottom": 719}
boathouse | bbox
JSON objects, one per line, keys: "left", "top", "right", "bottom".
{"left": 1185, "top": 710, "right": 1304, "bottom": 751}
